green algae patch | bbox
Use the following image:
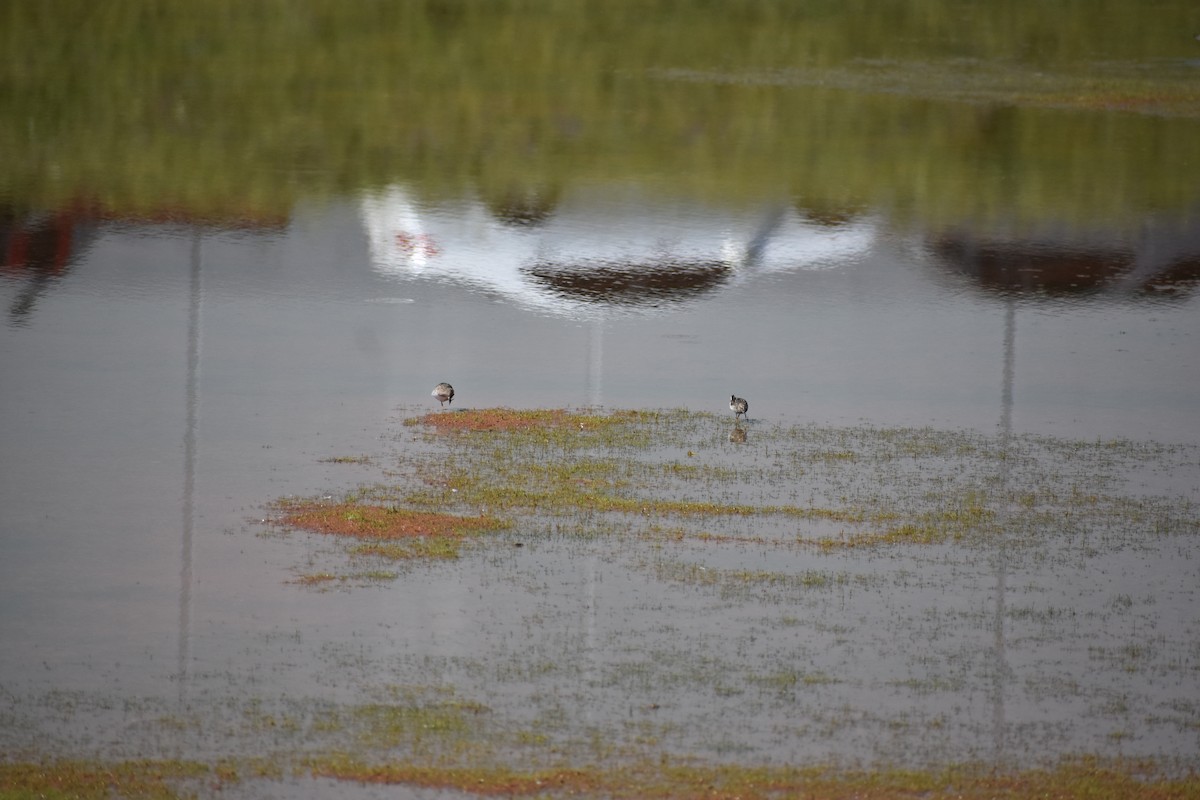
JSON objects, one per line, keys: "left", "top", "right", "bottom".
{"left": 411, "top": 407, "right": 647, "bottom": 434}
{"left": 290, "top": 571, "right": 340, "bottom": 586}
{"left": 273, "top": 500, "right": 505, "bottom": 541}
{"left": 289, "top": 570, "right": 398, "bottom": 587}
{"left": 350, "top": 701, "right": 491, "bottom": 748}
{"left": 319, "top": 455, "right": 373, "bottom": 465}
{"left": 799, "top": 502, "right": 994, "bottom": 550}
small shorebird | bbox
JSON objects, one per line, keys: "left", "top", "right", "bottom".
{"left": 730, "top": 394, "right": 749, "bottom": 421}
{"left": 432, "top": 382, "right": 455, "bottom": 408}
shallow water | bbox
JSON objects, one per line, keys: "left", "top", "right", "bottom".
{"left": 2, "top": 1, "right": 1200, "bottom": 792}
{"left": 2, "top": 193, "right": 1198, "bottom": 777}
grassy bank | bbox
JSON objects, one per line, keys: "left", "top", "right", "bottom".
{"left": 4, "top": 1, "right": 1199, "bottom": 228}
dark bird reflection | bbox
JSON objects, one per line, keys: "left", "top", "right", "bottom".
{"left": 729, "top": 425, "right": 748, "bottom": 444}
{"left": 523, "top": 258, "right": 731, "bottom": 307}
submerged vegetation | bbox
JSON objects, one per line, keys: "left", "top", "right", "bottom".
{"left": 7, "top": 408, "right": 1198, "bottom": 796}
{"left": 0, "top": 760, "right": 209, "bottom": 800}
{"left": 368, "top": 408, "right": 1196, "bottom": 551}
{"left": 4, "top": 754, "right": 1198, "bottom": 799}
{"left": 273, "top": 499, "right": 505, "bottom": 541}
{"left": 271, "top": 498, "right": 508, "bottom": 562}
{"left": 272, "top": 407, "right": 1199, "bottom": 580}
{"left": 305, "top": 756, "right": 1200, "bottom": 800}
{"left": 412, "top": 407, "right": 646, "bottom": 434}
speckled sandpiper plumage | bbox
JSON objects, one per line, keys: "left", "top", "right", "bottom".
{"left": 730, "top": 394, "right": 749, "bottom": 421}
{"left": 432, "top": 382, "right": 455, "bottom": 408}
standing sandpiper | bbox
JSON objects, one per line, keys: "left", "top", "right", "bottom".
{"left": 730, "top": 394, "right": 749, "bottom": 421}
{"left": 432, "top": 382, "right": 455, "bottom": 408}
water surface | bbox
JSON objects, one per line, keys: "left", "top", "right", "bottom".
{"left": 1, "top": 0, "right": 1199, "bottom": 791}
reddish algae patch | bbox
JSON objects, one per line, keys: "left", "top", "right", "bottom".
{"left": 274, "top": 500, "right": 503, "bottom": 541}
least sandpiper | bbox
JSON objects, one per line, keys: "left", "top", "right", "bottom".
{"left": 432, "top": 382, "right": 455, "bottom": 408}
{"left": 730, "top": 394, "right": 749, "bottom": 421}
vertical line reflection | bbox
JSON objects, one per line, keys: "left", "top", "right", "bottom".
{"left": 179, "top": 229, "right": 202, "bottom": 705}
{"left": 992, "top": 298, "right": 1016, "bottom": 764}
